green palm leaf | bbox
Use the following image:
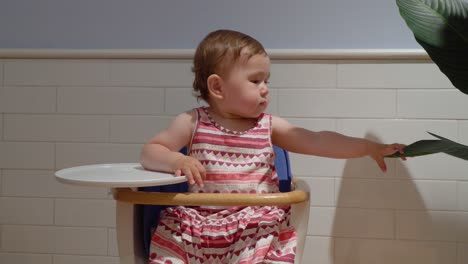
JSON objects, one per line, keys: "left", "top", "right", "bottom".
{"left": 387, "top": 132, "right": 468, "bottom": 160}
{"left": 396, "top": 0, "right": 468, "bottom": 94}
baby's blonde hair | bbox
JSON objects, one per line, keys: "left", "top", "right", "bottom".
{"left": 192, "top": 29, "right": 267, "bottom": 101}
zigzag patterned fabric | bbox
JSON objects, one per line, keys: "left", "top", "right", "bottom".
{"left": 149, "top": 107, "right": 297, "bottom": 264}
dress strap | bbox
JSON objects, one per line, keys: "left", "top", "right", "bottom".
{"left": 187, "top": 107, "right": 203, "bottom": 154}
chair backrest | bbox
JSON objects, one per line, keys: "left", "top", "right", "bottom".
{"left": 139, "top": 145, "right": 293, "bottom": 257}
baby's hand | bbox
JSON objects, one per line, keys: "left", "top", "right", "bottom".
{"left": 174, "top": 156, "right": 206, "bottom": 188}
{"left": 370, "top": 143, "right": 406, "bottom": 172}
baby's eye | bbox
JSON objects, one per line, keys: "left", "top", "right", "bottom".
{"left": 251, "top": 80, "right": 269, "bottom": 85}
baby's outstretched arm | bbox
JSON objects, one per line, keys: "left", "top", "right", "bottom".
{"left": 272, "top": 116, "right": 405, "bottom": 172}
{"left": 140, "top": 110, "right": 206, "bottom": 187}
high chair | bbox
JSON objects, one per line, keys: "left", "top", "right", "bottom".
{"left": 113, "top": 145, "right": 310, "bottom": 264}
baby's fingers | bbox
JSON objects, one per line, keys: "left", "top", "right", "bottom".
{"left": 180, "top": 168, "right": 196, "bottom": 186}
{"left": 181, "top": 167, "right": 204, "bottom": 188}
{"left": 375, "top": 155, "right": 387, "bottom": 172}
{"left": 391, "top": 143, "right": 407, "bottom": 161}
{"left": 191, "top": 169, "right": 205, "bottom": 188}
{"left": 196, "top": 163, "right": 206, "bottom": 180}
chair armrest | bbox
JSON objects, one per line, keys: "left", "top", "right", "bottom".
{"left": 113, "top": 188, "right": 308, "bottom": 206}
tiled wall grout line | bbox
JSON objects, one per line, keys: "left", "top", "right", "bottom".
{"left": 55, "top": 86, "right": 58, "bottom": 113}
{"left": 1, "top": 59, "right": 4, "bottom": 87}
{"left": 395, "top": 88, "right": 399, "bottom": 119}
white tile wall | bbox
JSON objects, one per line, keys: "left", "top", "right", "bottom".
{"left": 0, "top": 142, "right": 55, "bottom": 169}
{"left": 109, "top": 116, "right": 173, "bottom": 143}
{"left": 53, "top": 255, "right": 119, "bottom": 264}
{"left": 278, "top": 89, "right": 397, "bottom": 118}
{"left": 337, "top": 63, "right": 453, "bottom": 89}
{"left": 4, "top": 60, "right": 110, "bottom": 86}
{"left": 398, "top": 90, "right": 468, "bottom": 119}
{"left": 266, "top": 89, "right": 279, "bottom": 116}
{"left": 57, "top": 87, "right": 165, "bottom": 115}
{"left": 108, "top": 228, "right": 119, "bottom": 257}
{"left": 0, "top": 253, "right": 52, "bottom": 264}
{"left": 0, "top": 59, "right": 3, "bottom": 85}
{"left": 270, "top": 62, "right": 336, "bottom": 88}
{"left": 55, "top": 143, "right": 141, "bottom": 169}
{"left": 109, "top": 60, "right": 192, "bottom": 87}
{"left": 457, "top": 213, "right": 468, "bottom": 243}
{"left": 336, "top": 119, "right": 458, "bottom": 144}
{"left": 308, "top": 207, "right": 395, "bottom": 239}
{"left": 4, "top": 114, "right": 110, "bottom": 142}
{"left": 396, "top": 211, "right": 459, "bottom": 241}
{"left": 291, "top": 154, "right": 347, "bottom": 177}
{"left": 0, "top": 86, "right": 57, "bottom": 113}
{"left": 286, "top": 118, "right": 337, "bottom": 133}
{"left": 0, "top": 113, "right": 3, "bottom": 141}
{"left": 54, "top": 227, "right": 108, "bottom": 255}
{"left": 396, "top": 154, "right": 468, "bottom": 180}
{"left": 54, "top": 199, "right": 116, "bottom": 227}
{"left": 459, "top": 243, "right": 468, "bottom": 264}
{"left": 458, "top": 182, "right": 468, "bottom": 211}
{"left": 336, "top": 179, "right": 457, "bottom": 210}
{"left": 460, "top": 121, "right": 468, "bottom": 145}
{"left": 165, "top": 87, "right": 206, "bottom": 115}
{"left": 334, "top": 238, "right": 457, "bottom": 264}
{"left": 1, "top": 57, "right": 467, "bottom": 264}
{"left": 302, "top": 236, "right": 333, "bottom": 264}
{"left": 2, "top": 170, "right": 108, "bottom": 198}
{"left": 0, "top": 197, "right": 54, "bottom": 225}
{"left": 302, "top": 177, "right": 335, "bottom": 206}
{"left": 2, "top": 225, "right": 108, "bottom": 255}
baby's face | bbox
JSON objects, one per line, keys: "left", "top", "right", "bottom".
{"left": 220, "top": 52, "right": 271, "bottom": 119}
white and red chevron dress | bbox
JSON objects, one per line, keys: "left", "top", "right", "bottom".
{"left": 148, "top": 107, "right": 297, "bottom": 264}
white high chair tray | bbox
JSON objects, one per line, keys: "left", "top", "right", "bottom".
{"left": 55, "top": 163, "right": 187, "bottom": 188}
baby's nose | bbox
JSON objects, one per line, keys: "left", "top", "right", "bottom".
{"left": 260, "top": 83, "right": 269, "bottom": 96}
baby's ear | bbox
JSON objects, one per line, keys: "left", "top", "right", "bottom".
{"left": 207, "top": 74, "right": 223, "bottom": 99}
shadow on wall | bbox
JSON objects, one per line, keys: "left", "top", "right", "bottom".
{"left": 329, "top": 133, "right": 449, "bottom": 264}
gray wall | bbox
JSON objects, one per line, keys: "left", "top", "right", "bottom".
{"left": 0, "top": 0, "right": 419, "bottom": 49}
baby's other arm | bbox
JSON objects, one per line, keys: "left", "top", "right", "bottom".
{"left": 271, "top": 116, "right": 404, "bottom": 172}
{"left": 140, "top": 110, "right": 205, "bottom": 187}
